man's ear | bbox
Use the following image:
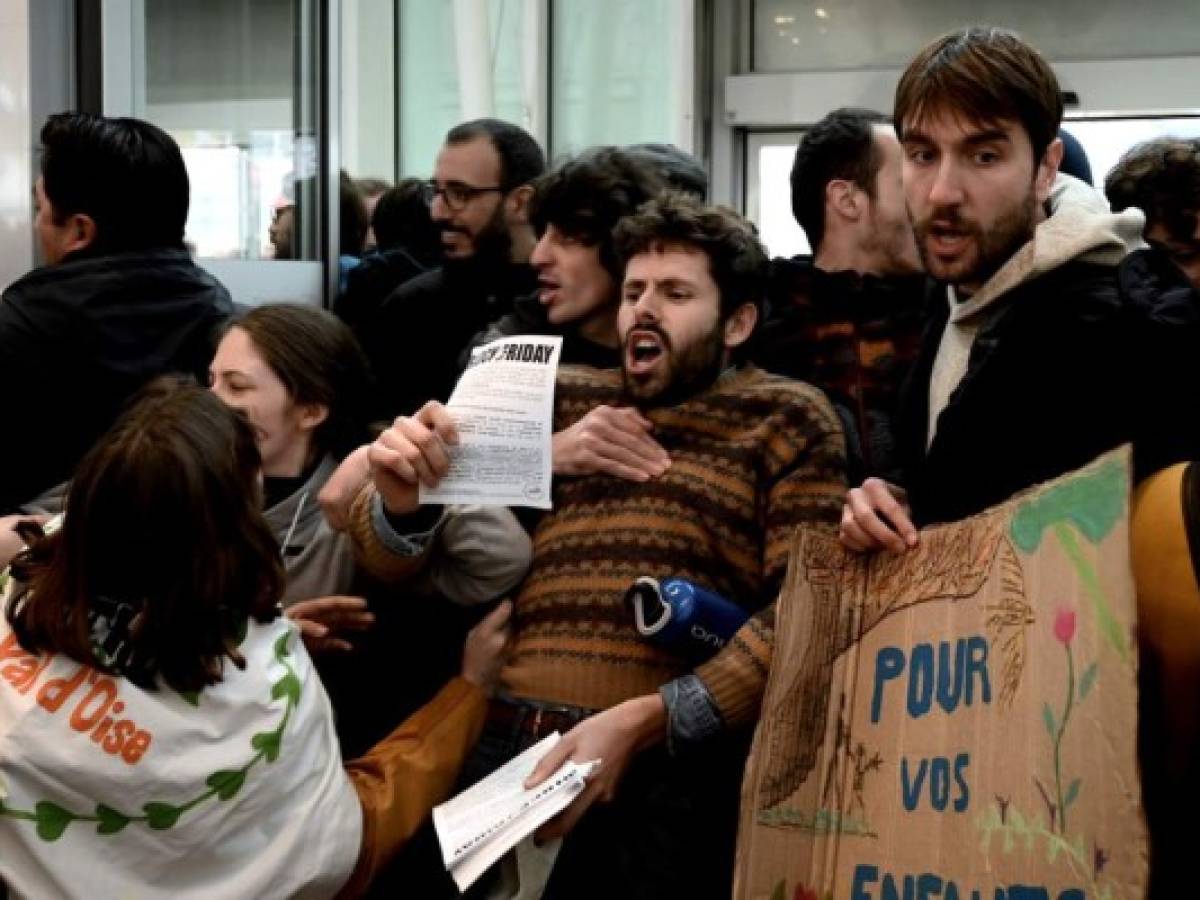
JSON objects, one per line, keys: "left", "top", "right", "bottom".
{"left": 825, "top": 179, "right": 863, "bottom": 224}
{"left": 723, "top": 302, "right": 758, "bottom": 350}
{"left": 505, "top": 184, "right": 534, "bottom": 223}
{"left": 1035, "top": 137, "right": 1064, "bottom": 204}
{"left": 65, "top": 213, "right": 97, "bottom": 256}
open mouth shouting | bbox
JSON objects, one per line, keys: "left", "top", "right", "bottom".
{"left": 537, "top": 277, "right": 560, "bottom": 307}
{"left": 926, "top": 222, "right": 971, "bottom": 257}
{"left": 918, "top": 210, "right": 981, "bottom": 264}
{"left": 625, "top": 327, "right": 667, "bottom": 377}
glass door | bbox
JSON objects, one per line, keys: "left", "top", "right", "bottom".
{"left": 745, "top": 129, "right": 806, "bottom": 259}
{"left": 101, "top": 0, "right": 334, "bottom": 306}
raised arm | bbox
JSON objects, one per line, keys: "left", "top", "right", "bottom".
{"left": 347, "top": 401, "right": 532, "bottom": 602}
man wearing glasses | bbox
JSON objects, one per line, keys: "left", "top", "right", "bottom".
{"left": 358, "top": 119, "right": 545, "bottom": 420}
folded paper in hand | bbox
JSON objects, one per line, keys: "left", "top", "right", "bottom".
{"left": 433, "top": 732, "right": 599, "bottom": 893}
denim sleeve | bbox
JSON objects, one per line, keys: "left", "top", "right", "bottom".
{"left": 659, "top": 673, "right": 725, "bottom": 756}
{"left": 370, "top": 492, "right": 444, "bottom": 557}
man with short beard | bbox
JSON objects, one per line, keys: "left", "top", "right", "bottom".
{"left": 357, "top": 119, "right": 545, "bottom": 420}
{"left": 752, "top": 107, "right": 926, "bottom": 486}
{"left": 505, "top": 33, "right": 1148, "bottom": 870}
{"left": 350, "top": 193, "right": 846, "bottom": 899}
{"left": 461, "top": 148, "right": 699, "bottom": 487}
{"left": 840, "top": 27, "right": 1144, "bottom": 550}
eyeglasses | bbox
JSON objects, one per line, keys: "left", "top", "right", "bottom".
{"left": 421, "top": 180, "right": 505, "bottom": 211}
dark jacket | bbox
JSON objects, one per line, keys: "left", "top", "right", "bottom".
{"left": 897, "top": 260, "right": 1134, "bottom": 525}
{"left": 893, "top": 174, "right": 1145, "bottom": 526}
{"left": 333, "top": 246, "right": 430, "bottom": 333}
{"left": 0, "top": 248, "right": 233, "bottom": 513}
{"left": 752, "top": 256, "right": 925, "bottom": 484}
{"left": 458, "top": 292, "right": 621, "bottom": 373}
{"left": 1118, "top": 246, "right": 1200, "bottom": 476}
{"left": 360, "top": 258, "right": 537, "bottom": 420}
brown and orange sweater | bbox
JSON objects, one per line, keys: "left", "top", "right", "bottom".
{"left": 751, "top": 256, "right": 926, "bottom": 486}
{"left": 501, "top": 364, "right": 845, "bottom": 716}
{"left": 350, "top": 364, "right": 845, "bottom": 720}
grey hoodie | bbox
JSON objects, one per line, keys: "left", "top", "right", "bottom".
{"left": 927, "top": 174, "right": 1145, "bottom": 447}
{"left": 269, "top": 454, "right": 532, "bottom": 608}
{"left": 263, "top": 455, "right": 356, "bottom": 607}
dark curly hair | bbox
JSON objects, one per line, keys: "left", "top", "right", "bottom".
{"left": 614, "top": 192, "right": 768, "bottom": 322}
{"left": 529, "top": 147, "right": 667, "bottom": 278}
{"left": 1105, "top": 138, "right": 1200, "bottom": 244}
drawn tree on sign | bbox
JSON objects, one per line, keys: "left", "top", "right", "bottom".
{"left": 756, "top": 457, "right": 1128, "bottom": 814}
{"left": 847, "top": 742, "right": 884, "bottom": 824}
{"left": 759, "top": 513, "right": 1016, "bottom": 810}
{"left": 816, "top": 693, "right": 884, "bottom": 831}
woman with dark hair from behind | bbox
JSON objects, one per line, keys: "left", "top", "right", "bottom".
{"left": 0, "top": 379, "right": 511, "bottom": 898}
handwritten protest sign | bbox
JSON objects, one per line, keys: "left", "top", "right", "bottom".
{"left": 735, "top": 448, "right": 1147, "bottom": 900}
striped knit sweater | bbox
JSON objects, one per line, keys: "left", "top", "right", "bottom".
{"left": 501, "top": 364, "right": 846, "bottom": 715}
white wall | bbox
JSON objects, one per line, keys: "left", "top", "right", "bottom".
{"left": 340, "top": 0, "right": 396, "bottom": 182}
{"left": 708, "top": 0, "right": 1200, "bottom": 212}
{"left": 0, "top": 0, "right": 31, "bottom": 291}
{"left": 726, "top": 57, "right": 1200, "bottom": 129}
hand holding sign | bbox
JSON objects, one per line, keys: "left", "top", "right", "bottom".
{"left": 369, "top": 401, "right": 460, "bottom": 516}
{"left": 735, "top": 450, "right": 1145, "bottom": 900}
{"left": 421, "top": 336, "right": 563, "bottom": 509}
{"left": 839, "top": 478, "right": 918, "bottom": 553}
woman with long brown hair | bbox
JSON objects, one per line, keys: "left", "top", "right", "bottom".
{"left": 0, "top": 380, "right": 509, "bottom": 898}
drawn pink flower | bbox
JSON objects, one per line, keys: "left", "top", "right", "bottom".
{"left": 1054, "top": 606, "right": 1077, "bottom": 645}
